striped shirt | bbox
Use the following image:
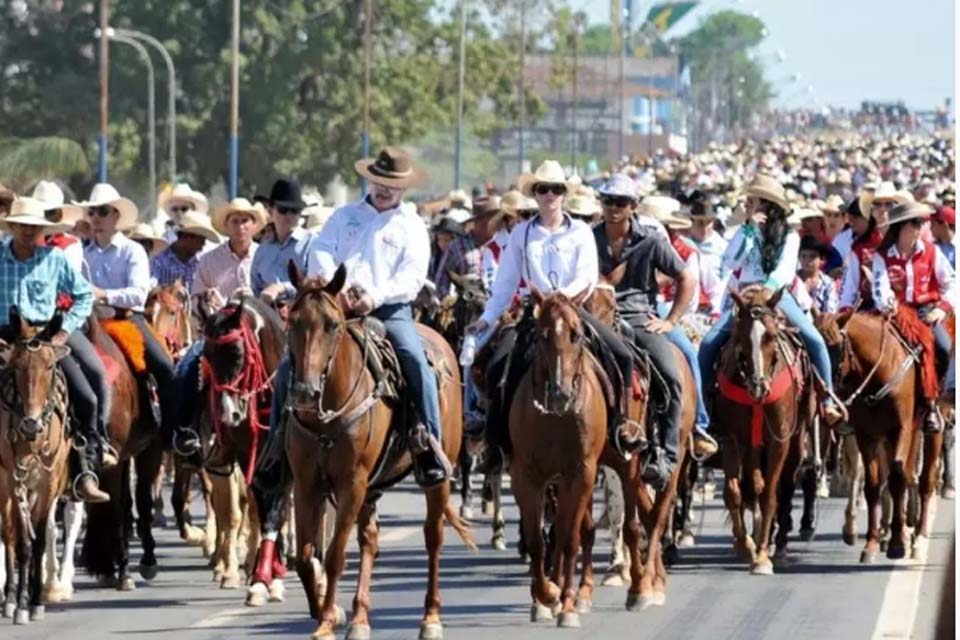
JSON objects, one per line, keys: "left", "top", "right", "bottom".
{"left": 436, "top": 233, "right": 482, "bottom": 298}
{"left": 151, "top": 246, "right": 199, "bottom": 289}
{"left": 0, "top": 243, "right": 92, "bottom": 334}
{"left": 192, "top": 240, "right": 257, "bottom": 300}
{"left": 84, "top": 232, "right": 151, "bottom": 311}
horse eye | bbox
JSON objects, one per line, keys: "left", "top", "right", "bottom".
{"left": 463, "top": 292, "right": 474, "bottom": 301}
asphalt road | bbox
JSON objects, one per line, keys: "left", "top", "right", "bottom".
{"left": 3, "top": 474, "right": 954, "bottom": 640}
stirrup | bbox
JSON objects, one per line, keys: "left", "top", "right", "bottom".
{"left": 173, "top": 427, "right": 202, "bottom": 457}
{"left": 613, "top": 419, "right": 646, "bottom": 461}
{"left": 102, "top": 443, "right": 120, "bottom": 468}
{"left": 72, "top": 471, "right": 100, "bottom": 501}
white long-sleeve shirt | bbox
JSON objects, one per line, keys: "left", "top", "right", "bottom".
{"left": 479, "top": 214, "right": 598, "bottom": 327}
{"left": 721, "top": 224, "right": 800, "bottom": 292}
{"left": 695, "top": 231, "right": 727, "bottom": 316}
{"left": 838, "top": 250, "right": 863, "bottom": 309}
{"left": 871, "top": 240, "right": 956, "bottom": 313}
{"left": 305, "top": 197, "right": 379, "bottom": 282}
{"left": 480, "top": 228, "right": 510, "bottom": 293}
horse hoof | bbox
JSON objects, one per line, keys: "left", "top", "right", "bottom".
{"left": 491, "top": 535, "right": 507, "bottom": 552}
{"left": 245, "top": 582, "right": 268, "bottom": 607}
{"left": 268, "top": 578, "right": 285, "bottom": 603}
{"left": 557, "top": 612, "right": 581, "bottom": 628}
{"left": 575, "top": 598, "right": 592, "bottom": 614}
{"left": 482, "top": 500, "right": 494, "bottom": 516}
{"left": 625, "top": 592, "right": 640, "bottom": 611}
{"left": 97, "top": 575, "right": 118, "bottom": 589}
{"left": 601, "top": 571, "right": 625, "bottom": 587}
{"left": 460, "top": 505, "right": 474, "bottom": 520}
{"left": 842, "top": 529, "right": 857, "bottom": 547}
{"left": 859, "top": 549, "right": 878, "bottom": 564}
{"left": 347, "top": 623, "right": 372, "bottom": 640}
{"left": 117, "top": 576, "right": 137, "bottom": 591}
{"left": 886, "top": 544, "right": 906, "bottom": 561}
{"left": 139, "top": 562, "right": 158, "bottom": 581}
{"left": 13, "top": 608, "right": 29, "bottom": 625}
{"left": 419, "top": 621, "right": 444, "bottom": 640}
{"left": 750, "top": 560, "right": 774, "bottom": 576}
{"left": 652, "top": 591, "right": 666, "bottom": 606}
{"left": 220, "top": 575, "right": 241, "bottom": 590}
{"left": 799, "top": 528, "right": 815, "bottom": 542}
{"left": 212, "top": 568, "right": 224, "bottom": 582}
{"left": 912, "top": 535, "right": 930, "bottom": 562}
{"left": 530, "top": 603, "right": 554, "bottom": 622}
{"left": 43, "top": 583, "right": 72, "bottom": 603}
{"left": 334, "top": 604, "right": 347, "bottom": 627}
{"left": 2, "top": 601, "right": 14, "bottom": 618}
{"left": 942, "top": 487, "right": 956, "bottom": 500}
{"left": 663, "top": 544, "right": 679, "bottom": 566}
{"left": 29, "top": 605, "right": 44, "bottom": 621}
{"left": 678, "top": 532, "right": 696, "bottom": 548}
{"left": 879, "top": 539, "right": 888, "bottom": 553}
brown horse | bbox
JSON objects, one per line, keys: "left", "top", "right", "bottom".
{"left": 285, "top": 264, "right": 473, "bottom": 640}
{"left": 716, "top": 287, "right": 814, "bottom": 575}
{"left": 816, "top": 310, "right": 943, "bottom": 563}
{"left": 0, "top": 310, "right": 71, "bottom": 625}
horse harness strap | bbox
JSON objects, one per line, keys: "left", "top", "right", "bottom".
{"left": 840, "top": 317, "right": 920, "bottom": 407}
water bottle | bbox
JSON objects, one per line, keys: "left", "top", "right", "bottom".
{"left": 460, "top": 333, "right": 478, "bottom": 367}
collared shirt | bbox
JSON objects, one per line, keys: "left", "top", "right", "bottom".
{"left": 436, "top": 233, "right": 483, "bottom": 298}
{"left": 306, "top": 197, "right": 379, "bottom": 282}
{"left": 721, "top": 224, "right": 801, "bottom": 292}
{"left": 192, "top": 240, "right": 258, "bottom": 300}
{"left": 480, "top": 228, "right": 510, "bottom": 293}
{"left": 0, "top": 243, "right": 92, "bottom": 334}
{"left": 801, "top": 272, "right": 839, "bottom": 313}
{"left": 151, "top": 246, "right": 200, "bottom": 289}
{"left": 832, "top": 227, "right": 854, "bottom": 263}
{"left": 84, "top": 232, "right": 151, "bottom": 311}
{"left": 693, "top": 230, "right": 727, "bottom": 315}
{"left": 872, "top": 239, "right": 956, "bottom": 312}
{"left": 480, "top": 214, "right": 597, "bottom": 327}
{"left": 936, "top": 239, "right": 956, "bottom": 267}
{"left": 250, "top": 227, "right": 311, "bottom": 296}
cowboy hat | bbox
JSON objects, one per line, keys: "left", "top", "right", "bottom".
{"left": 744, "top": 174, "right": 790, "bottom": 210}
{"left": 819, "top": 194, "right": 846, "bottom": 214}
{"left": 157, "top": 183, "right": 209, "bottom": 215}
{"left": 893, "top": 189, "right": 915, "bottom": 205}
{"left": 517, "top": 160, "right": 573, "bottom": 197}
{"left": 499, "top": 189, "right": 535, "bottom": 217}
{"left": 0, "top": 198, "right": 55, "bottom": 233}
{"left": 354, "top": 146, "right": 428, "bottom": 189}
{"left": 787, "top": 207, "right": 823, "bottom": 227}
{"left": 448, "top": 189, "right": 472, "bottom": 210}
{"left": 30, "top": 180, "right": 84, "bottom": 233}
{"left": 563, "top": 192, "right": 600, "bottom": 218}
{"left": 637, "top": 195, "right": 680, "bottom": 219}
{"left": 431, "top": 215, "right": 465, "bottom": 237}
{"left": 211, "top": 198, "right": 268, "bottom": 236}
{"left": 655, "top": 206, "right": 692, "bottom": 230}
{"left": 176, "top": 210, "right": 222, "bottom": 243}
{"left": 597, "top": 174, "right": 640, "bottom": 201}
{"left": 883, "top": 202, "right": 934, "bottom": 228}
{"left": 72, "top": 183, "right": 139, "bottom": 230}
{"left": 254, "top": 178, "right": 307, "bottom": 211}
{"left": 465, "top": 196, "right": 503, "bottom": 223}
{"left": 128, "top": 223, "right": 169, "bottom": 256}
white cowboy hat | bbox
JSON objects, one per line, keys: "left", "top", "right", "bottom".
{"left": 786, "top": 207, "right": 823, "bottom": 227}
{"left": 72, "top": 183, "right": 139, "bottom": 230}
{"left": 448, "top": 189, "right": 472, "bottom": 210}
{"left": 0, "top": 198, "right": 55, "bottom": 233}
{"left": 637, "top": 195, "right": 680, "bottom": 219}
{"left": 30, "top": 180, "right": 84, "bottom": 233}
{"left": 127, "top": 222, "right": 169, "bottom": 255}
{"left": 176, "top": 209, "right": 222, "bottom": 243}
{"left": 517, "top": 160, "right": 573, "bottom": 197}
{"left": 211, "top": 198, "right": 268, "bottom": 235}
{"left": 819, "top": 194, "right": 846, "bottom": 214}
{"left": 157, "top": 183, "right": 209, "bottom": 215}
{"left": 563, "top": 192, "right": 600, "bottom": 218}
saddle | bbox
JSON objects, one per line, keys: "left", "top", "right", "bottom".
{"left": 93, "top": 317, "right": 163, "bottom": 428}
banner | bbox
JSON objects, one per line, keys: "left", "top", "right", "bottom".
{"left": 644, "top": 2, "right": 697, "bottom": 35}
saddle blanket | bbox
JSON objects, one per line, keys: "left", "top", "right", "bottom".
{"left": 100, "top": 319, "right": 149, "bottom": 375}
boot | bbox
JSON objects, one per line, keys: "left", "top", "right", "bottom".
{"left": 922, "top": 400, "right": 944, "bottom": 434}
{"left": 74, "top": 444, "right": 110, "bottom": 504}
{"left": 642, "top": 446, "right": 676, "bottom": 493}
{"left": 409, "top": 424, "right": 452, "bottom": 488}
{"left": 101, "top": 441, "right": 119, "bottom": 469}
{"left": 822, "top": 398, "right": 846, "bottom": 426}
{"left": 692, "top": 430, "right": 719, "bottom": 459}
{"left": 612, "top": 386, "right": 646, "bottom": 457}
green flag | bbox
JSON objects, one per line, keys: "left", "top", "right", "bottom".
{"left": 644, "top": 2, "right": 697, "bottom": 34}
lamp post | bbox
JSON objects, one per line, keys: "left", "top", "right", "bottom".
{"left": 571, "top": 11, "right": 585, "bottom": 173}
{"left": 518, "top": 0, "right": 527, "bottom": 174}
{"left": 229, "top": 0, "right": 240, "bottom": 198}
{"left": 98, "top": 0, "right": 109, "bottom": 182}
{"left": 454, "top": 0, "right": 467, "bottom": 189}
{"left": 361, "top": 0, "right": 373, "bottom": 193}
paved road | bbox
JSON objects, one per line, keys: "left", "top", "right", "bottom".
{"left": 4, "top": 475, "right": 953, "bottom": 640}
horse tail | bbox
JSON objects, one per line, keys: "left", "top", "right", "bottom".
{"left": 443, "top": 502, "right": 477, "bottom": 551}
{"left": 80, "top": 461, "right": 129, "bottom": 578}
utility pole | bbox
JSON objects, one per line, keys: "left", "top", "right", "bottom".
{"left": 571, "top": 12, "right": 585, "bottom": 173}
{"left": 454, "top": 0, "right": 467, "bottom": 189}
{"left": 229, "top": 0, "right": 239, "bottom": 198}
{"left": 617, "top": 2, "right": 626, "bottom": 163}
{"left": 98, "top": 0, "right": 109, "bottom": 182}
{"left": 518, "top": 0, "right": 527, "bottom": 175}
{"left": 361, "top": 0, "right": 373, "bottom": 192}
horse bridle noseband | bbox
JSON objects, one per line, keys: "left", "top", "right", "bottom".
{"left": 531, "top": 315, "right": 588, "bottom": 416}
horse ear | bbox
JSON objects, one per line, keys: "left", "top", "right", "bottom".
{"left": 571, "top": 287, "right": 591, "bottom": 307}
{"left": 766, "top": 286, "right": 785, "bottom": 309}
{"left": 728, "top": 288, "right": 746, "bottom": 310}
{"left": 288, "top": 259, "right": 304, "bottom": 291}
{"left": 224, "top": 296, "right": 245, "bottom": 330}
{"left": 324, "top": 264, "right": 347, "bottom": 296}
{"left": 39, "top": 311, "right": 64, "bottom": 342}
{"left": 836, "top": 308, "right": 854, "bottom": 329}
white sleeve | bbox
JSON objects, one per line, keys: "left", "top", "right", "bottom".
{"left": 480, "top": 246, "right": 497, "bottom": 293}
{"left": 684, "top": 251, "right": 701, "bottom": 316}
{"left": 872, "top": 253, "right": 896, "bottom": 312}
{"left": 305, "top": 210, "right": 343, "bottom": 280}
{"left": 764, "top": 231, "right": 800, "bottom": 291}
{"left": 559, "top": 225, "right": 599, "bottom": 299}
{"left": 480, "top": 226, "right": 523, "bottom": 326}
{"left": 838, "top": 251, "right": 860, "bottom": 310}
{"left": 370, "top": 218, "right": 429, "bottom": 307}
{"left": 934, "top": 245, "right": 956, "bottom": 310}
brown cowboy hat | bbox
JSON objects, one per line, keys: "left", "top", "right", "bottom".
{"left": 881, "top": 202, "right": 933, "bottom": 228}
{"left": 465, "top": 196, "right": 503, "bottom": 223}
{"left": 354, "top": 146, "right": 428, "bottom": 189}
{"left": 744, "top": 173, "right": 790, "bottom": 210}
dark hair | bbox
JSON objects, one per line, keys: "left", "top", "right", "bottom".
{"left": 878, "top": 219, "right": 919, "bottom": 254}
{"left": 760, "top": 201, "right": 790, "bottom": 275}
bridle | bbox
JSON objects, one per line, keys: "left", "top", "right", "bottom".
{"left": 531, "top": 304, "right": 587, "bottom": 416}
{"left": 832, "top": 314, "right": 918, "bottom": 407}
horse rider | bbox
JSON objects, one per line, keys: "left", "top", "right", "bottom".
{"left": 78, "top": 183, "right": 190, "bottom": 454}
{"left": 596, "top": 181, "right": 717, "bottom": 485}
{"left": 433, "top": 196, "right": 489, "bottom": 300}
{"left": 251, "top": 178, "right": 312, "bottom": 305}
{"left": 930, "top": 205, "right": 956, "bottom": 265}
{"left": 157, "top": 183, "right": 209, "bottom": 245}
{"left": 150, "top": 210, "right": 220, "bottom": 289}
{"left": 797, "top": 235, "right": 839, "bottom": 315}
{"left": 872, "top": 201, "right": 956, "bottom": 432}
{"left": 286, "top": 145, "right": 452, "bottom": 487}
{"left": 466, "top": 161, "right": 639, "bottom": 471}
{"left": 682, "top": 193, "right": 726, "bottom": 318}
{"left": 31, "top": 180, "right": 87, "bottom": 275}
{"left": 0, "top": 197, "right": 110, "bottom": 503}
{"left": 838, "top": 191, "right": 885, "bottom": 312}
{"left": 480, "top": 190, "right": 532, "bottom": 294}
{"left": 698, "top": 174, "right": 846, "bottom": 426}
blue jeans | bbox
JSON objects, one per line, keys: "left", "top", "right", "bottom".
{"left": 177, "top": 340, "right": 204, "bottom": 430}
{"left": 699, "top": 291, "right": 834, "bottom": 402}
{"left": 664, "top": 323, "right": 710, "bottom": 433}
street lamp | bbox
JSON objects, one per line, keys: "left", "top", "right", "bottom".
{"left": 570, "top": 10, "right": 586, "bottom": 173}
{"left": 229, "top": 0, "right": 240, "bottom": 198}
{"left": 454, "top": 0, "right": 467, "bottom": 189}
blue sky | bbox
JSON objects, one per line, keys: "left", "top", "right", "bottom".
{"left": 568, "top": 0, "right": 955, "bottom": 111}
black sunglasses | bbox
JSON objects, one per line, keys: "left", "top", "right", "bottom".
{"left": 534, "top": 184, "right": 566, "bottom": 196}
{"left": 275, "top": 205, "right": 301, "bottom": 216}
{"left": 87, "top": 205, "right": 116, "bottom": 218}
{"left": 601, "top": 196, "right": 633, "bottom": 209}
{"left": 169, "top": 204, "right": 193, "bottom": 214}
{"left": 518, "top": 209, "right": 538, "bottom": 219}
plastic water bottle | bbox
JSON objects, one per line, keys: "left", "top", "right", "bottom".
{"left": 460, "top": 333, "right": 479, "bottom": 367}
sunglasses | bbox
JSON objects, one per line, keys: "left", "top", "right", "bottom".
{"left": 274, "top": 205, "right": 300, "bottom": 215}
{"left": 169, "top": 205, "right": 193, "bottom": 214}
{"left": 87, "top": 205, "right": 117, "bottom": 218}
{"left": 534, "top": 184, "right": 566, "bottom": 196}
{"left": 518, "top": 209, "right": 538, "bottom": 220}
{"left": 873, "top": 200, "right": 895, "bottom": 209}
{"left": 601, "top": 196, "right": 633, "bottom": 209}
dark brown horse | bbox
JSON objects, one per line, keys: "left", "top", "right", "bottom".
{"left": 285, "top": 264, "right": 474, "bottom": 640}
{"left": 716, "top": 287, "right": 814, "bottom": 574}
{"left": 0, "top": 310, "right": 71, "bottom": 625}
{"left": 816, "top": 310, "right": 943, "bottom": 563}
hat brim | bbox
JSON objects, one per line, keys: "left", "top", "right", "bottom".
{"left": 880, "top": 209, "right": 932, "bottom": 228}
{"left": 744, "top": 186, "right": 790, "bottom": 210}
{"left": 0, "top": 215, "right": 54, "bottom": 234}
{"left": 177, "top": 225, "right": 222, "bottom": 244}
{"left": 130, "top": 235, "right": 170, "bottom": 256}
{"left": 517, "top": 173, "right": 572, "bottom": 197}
{"left": 254, "top": 195, "right": 307, "bottom": 213}
{"left": 211, "top": 204, "right": 268, "bottom": 236}
{"left": 72, "top": 196, "right": 139, "bottom": 230}
{"left": 354, "top": 158, "right": 428, "bottom": 189}
{"left": 159, "top": 192, "right": 209, "bottom": 216}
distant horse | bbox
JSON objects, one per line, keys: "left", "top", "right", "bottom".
{"left": 285, "top": 264, "right": 474, "bottom": 640}
{"left": 0, "top": 310, "right": 72, "bottom": 625}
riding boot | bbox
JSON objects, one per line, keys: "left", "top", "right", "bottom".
{"left": 74, "top": 441, "right": 110, "bottom": 504}
{"left": 922, "top": 400, "right": 944, "bottom": 434}
{"left": 612, "top": 384, "right": 646, "bottom": 458}
{"left": 410, "top": 424, "right": 452, "bottom": 488}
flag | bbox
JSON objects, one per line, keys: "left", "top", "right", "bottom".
{"left": 644, "top": 2, "right": 697, "bottom": 35}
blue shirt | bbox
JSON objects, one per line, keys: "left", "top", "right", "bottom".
{"left": 250, "top": 228, "right": 311, "bottom": 296}
{"left": 150, "top": 246, "right": 199, "bottom": 289}
{"left": 936, "top": 240, "right": 956, "bottom": 268}
{"left": 84, "top": 232, "right": 151, "bottom": 312}
{"left": 0, "top": 243, "right": 92, "bottom": 334}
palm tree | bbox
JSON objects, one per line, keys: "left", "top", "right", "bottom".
{"left": 0, "top": 136, "right": 90, "bottom": 192}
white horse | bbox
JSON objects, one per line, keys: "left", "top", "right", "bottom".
{"left": 42, "top": 499, "right": 85, "bottom": 602}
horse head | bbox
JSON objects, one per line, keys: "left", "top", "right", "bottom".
{"left": 448, "top": 271, "right": 488, "bottom": 344}
{"left": 146, "top": 279, "right": 192, "bottom": 359}
{"left": 813, "top": 307, "right": 854, "bottom": 378}
{"left": 1, "top": 307, "right": 69, "bottom": 445}
{"left": 203, "top": 296, "right": 254, "bottom": 427}
{"left": 286, "top": 261, "right": 348, "bottom": 412}
{"left": 584, "top": 261, "right": 625, "bottom": 328}
{"left": 530, "top": 288, "right": 590, "bottom": 415}
{"left": 729, "top": 286, "right": 785, "bottom": 402}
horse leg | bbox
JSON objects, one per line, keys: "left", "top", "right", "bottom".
{"left": 753, "top": 441, "right": 790, "bottom": 576}
{"left": 201, "top": 470, "right": 218, "bottom": 560}
{"left": 151, "top": 454, "right": 167, "bottom": 528}
{"left": 886, "top": 456, "right": 909, "bottom": 560}
{"left": 420, "top": 483, "right": 449, "bottom": 639}
{"left": 913, "top": 431, "right": 944, "bottom": 561}
{"left": 41, "top": 503, "right": 60, "bottom": 602}
{"left": 346, "top": 502, "right": 379, "bottom": 638}
{"left": 47, "top": 501, "right": 82, "bottom": 602}
{"left": 172, "top": 465, "right": 201, "bottom": 546}
{"left": 798, "top": 465, "right": 818, "bottom": 541}
{"left": 135, "top": 449, "right": 161, "bottom": 581}
{"left": 843, "top": 440, "right": 864, "bottom": 546}
{"left": 600, "top": 464, "right": 628, "bottom": 585}
{"left": 722, "top": 439, "right": 752, "bottom": 562}
{"left": 551, "top": 473, "right": 587, "bottom": 628}
{"left": 28, "top": 506, "right": 49, "bottom": 621}
{"left": 575, "top": 498, "right": 596, "bottom": 615}
{"left": 116, "top": 462, "right": 135, "bottom": 592}
{"left": 622, "top": 474, "right": 644, "bottom": 610}
{"left": 292, "top": 482, "right": 323, "bottom": 621}
{"left": 313, "top": 480, "right": 365, "bottom": 640}
{"left": 458, "top": 446, "right": 474, "bottom": 520}
{"left": 209, "top": 472, "right": 240, "bottom": 588}
{"left": 513, "top": 474, "right": 557, "bottom": 621}
{"left": 2, "top": 506, "right": 15, "bottom": 619}
{"left": 13, "top": 516, "right": 31, "bottom": 625}
{"left": 859, "top": 437, "right": 884, "bottom": 563}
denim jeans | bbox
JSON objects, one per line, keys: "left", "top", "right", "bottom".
{"left": 132, "top": 314, "right": 179, "bottom": 438}
{"left": 177, "top": 340, "right": 204, "bottom": 431}
{"left": 699, "top": 291, "right": 834, "bottom": 401}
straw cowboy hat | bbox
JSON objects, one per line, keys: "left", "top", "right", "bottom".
{"left": 354, "top": 146, "right": 428, "bottom": 189}
{"left": 0, "top": 198, "right": 56, "bottom": 234}
{"left": 859, "top": 180, "right": 897, "bottom": 219}
{"left": 517, "top": 160, "right": 573, "bottom": 197}
{"left": 176, "top": 209, "right": 221, "bottom": 243}
{"left": 30, "top": 180, "right": 84, "bottom": 233}
{"left": 448, "top": 189, "right": 472, "bottom": 210}
{"left": 499, "top": 189, "right": 536, "bottom": 218}
{"left": 72, "top": 183, "right": 139, "bottom": 230}
{"left": 744, "top": 174, "right": 790, "bottom": 210}
{"left": 881, "top": 202, "right": 934, "bottom": 228}
{"left": 637, "top": 195, "right": 681, "bottom": 219}
{"left": 655, "top": 206, "right": 692, "bottom": 230}
{"left": 211, "top": 198, "right": 268, "bottom": 236}
{"left": 128, "top": 222, "right": 169, "bottom": 256}
{"left": 787, "top": 207, "right": 823, "bottom": 227}
{"left": 158, "top": 183, "right": 209, "bottom": 215}
{"left": 465, "top": 196, "right": 504, "bottom": 224}
{"left": 563, "top": 192, "right": 600, "bottom": 219}
{"left": 819, "top": 194, "right": 846, "bottom": 214}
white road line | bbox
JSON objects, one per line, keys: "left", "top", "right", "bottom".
{"left": 189, "top": 607, "right": 251, "bottom": 629}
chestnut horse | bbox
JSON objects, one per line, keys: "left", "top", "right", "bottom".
{"left": 715, "top": 287, "right": 814, "bottom": 575}
{"left": 816, "top": 310, "right": 943, "bottom": 563}
{"left": 0, "top": 310, "right": 71, "bottom": 625}
{"left": 285, "top": 264, "right": 474, "bottom": 640}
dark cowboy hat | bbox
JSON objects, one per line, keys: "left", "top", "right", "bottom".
{"left": 354, "top": 146, "right": 428, "bottom": 189}
{"left": 843, "top": 195, "right": 866, "bottom": 218}
{"left": 254, "top": 178, "right": 306, "bottom": 211}
{"left": 431, "top": 215, "right": 465, "bottom": 237}
{"left": 799, "top": 234, "right": 832, "bottom": 258}
{"left": 464, "top": 196, "right": 503, "bottom": 223}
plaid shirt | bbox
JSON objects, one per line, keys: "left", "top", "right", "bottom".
{"left": 0, "top": 243, "right": 92, "bottom": 334}
{"left": 150, "top": 246, "right": 199, "bottom": 289}
{"left": 808, "top": 272, "right": 839, "bottom": 313}
{"left": 435, "top": 233, "right": 482, "bottom": 298}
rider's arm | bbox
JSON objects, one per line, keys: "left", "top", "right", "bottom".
{"left": 57, "top": 251, "right": 93, "bottom": 334}
{"left": 105, "top": 242, "right": 149, "bottom": 309}
{"left": 871, "top": 252, "right": 896, "bottom": 312}
{"left": 933, "top": 245, "right": 956, "bottom": 311}
{"left": 558, "top": 224, "right": 598, "bottom": 300}
{"left": 479, "top": 225, "right": 523, "bottom": 327}
{"left": 480, "top": 245, "right": 497, "bottom": 293}
{"left": 368, "top": 217, "right": 429, "bottom": 308}
{"left": 837, "top": 251, "right": 860, "bottom": 310}
{"left": 249, "top": 244, "right": 266, "bottom": 297}
{"left": 653, "top": 238, "right": 693, "bottom": 325}
{"left": 305, "top": 211, "right": 343, "bottom": 281}
{"left": 763, "top": 231, "right": 800, "bottom": 291}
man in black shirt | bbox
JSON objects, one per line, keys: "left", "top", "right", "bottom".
{"left": 593, "top": 176, "right": 697, "bottom": 489}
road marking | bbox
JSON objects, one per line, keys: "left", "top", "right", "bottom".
{"left": 190, "top": 607, "right": 250, "bottom": 629}
{"left": 379, "top": 525, "right": 420, "bottom": 543}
